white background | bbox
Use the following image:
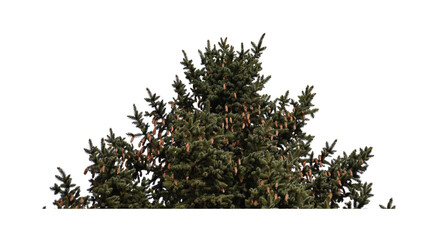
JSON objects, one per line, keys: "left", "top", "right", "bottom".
{"left": 1, "top": 0, "right": 425, "bottom": 239}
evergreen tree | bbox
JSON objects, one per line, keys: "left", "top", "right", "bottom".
{"left": 48, "top": 34, "right": 394, "bottom": 208}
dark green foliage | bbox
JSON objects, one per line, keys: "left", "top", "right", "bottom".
{"left": 82, "top": 133, "right": 151, "bottom": 208}
{"left": 50, "top": 167, "right": 89, "bottom": 209}
{"left": 48, "top": 34, "right": 393, "bottom": 208}
{"left": 380, "top": 198, "right": 396, "bottom": 209}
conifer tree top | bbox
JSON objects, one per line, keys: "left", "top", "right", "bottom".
{"left": 48, "top": 34, "right": 394, "bottom": 209}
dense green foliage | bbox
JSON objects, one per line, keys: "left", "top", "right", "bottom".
{"left": 48, "top": 34, "right": 394, "bottom": 208}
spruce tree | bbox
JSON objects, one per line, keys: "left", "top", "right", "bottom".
{"left": 48, "top": 34, "right": 394, "bottom": 209}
